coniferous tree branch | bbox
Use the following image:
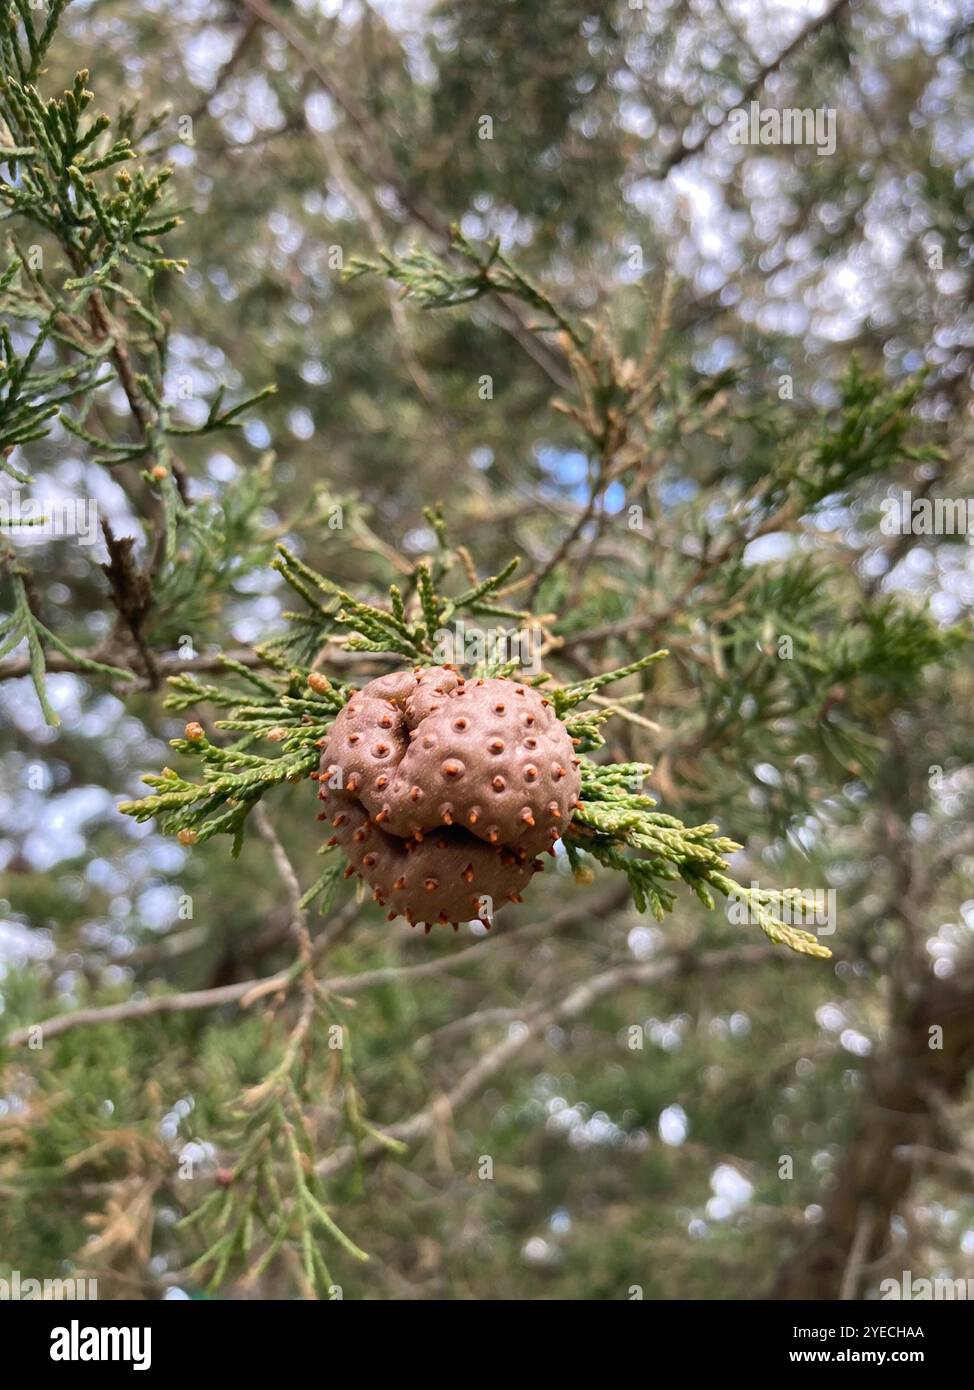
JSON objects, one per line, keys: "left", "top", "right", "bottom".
{"left": 0, "top": 0, "right": 275, "bottom": 720}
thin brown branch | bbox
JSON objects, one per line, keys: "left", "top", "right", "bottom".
{"left": 839, "top": 1206, "right": 875, "bottom": 1301}
{"left": 656, "top": 0, "right": 850, "bottom": 177}
{"left": 316, "top": 942, "right": 781, "bottom": 1178}
{"left": 235, "top": 0, "right": 572, "bottom": 392}
{"left": 0, "top": 641, "right": 388, "bottom": 689}
{"left": 253, "top": 804, "right": 312, "bottom": 967}
{"left": 3, "top": 883, "right": 629, "bottom": 1049}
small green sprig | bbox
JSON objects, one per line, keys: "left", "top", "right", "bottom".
{"left": 568, "top": 758, "right": 830, "bottom": 957}
{"left": 118, "top": 660, "right": 348, "bottom": 852}
{"left": 792, "top": 359, "right": 943, "bottom": 510}
{"left": 181, "top": 1012, "right": 369, "bottom": 1298}
{"left": 0, "top": 549, "right": 130, "bottom": 725}
{"left": 269, "top": 541, "right": 532, "bottom": 667}
{"left": 554, "top": 649, "right": 669, "bottom": 715}
{"left": 344, "top": 224, "right": 585, "bottom": 351}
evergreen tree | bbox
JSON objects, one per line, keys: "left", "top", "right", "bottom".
{"left": 0, "top": 0, "right": 972, "bottom": 1302}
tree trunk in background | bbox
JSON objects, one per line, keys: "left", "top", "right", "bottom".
{"left": 772, "top": 958, "right": 974, "bottom": 1299}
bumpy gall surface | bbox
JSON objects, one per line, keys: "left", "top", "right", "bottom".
{"left": 315, "top": 666, "right": 582, "bottom": 930}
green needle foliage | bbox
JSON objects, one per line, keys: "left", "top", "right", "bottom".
{"left": 180, "top": 999, "right": 372, "bottom": 1299}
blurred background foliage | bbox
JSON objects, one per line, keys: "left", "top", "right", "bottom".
{"left": 1, "top": 0, "right": 974, "bottom": 1299}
